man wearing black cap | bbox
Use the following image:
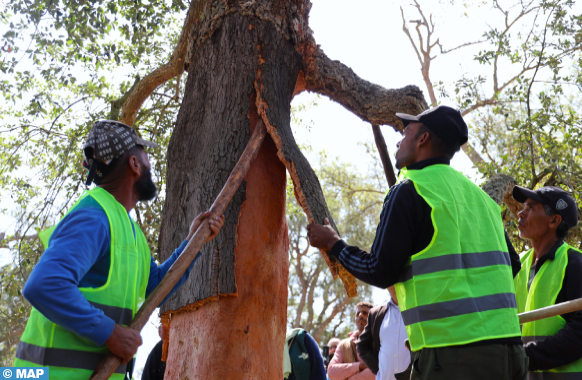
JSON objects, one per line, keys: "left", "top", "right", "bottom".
{"left": 15, "top": 120, "right": 225, "bottom": 379}
{"left": 512, "top": 186, "right": 582, "bottom": 378}
{"left": 307, "top": 106, "right": 527, "bottom": 380}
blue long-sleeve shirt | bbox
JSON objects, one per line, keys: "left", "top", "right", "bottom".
{"left": 23, "top": 196, "right": 198, "bottom": 347}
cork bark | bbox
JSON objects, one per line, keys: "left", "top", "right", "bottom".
{"left": 160, "top": 12, "right": 294, "bottom": 378}
{"left": 159, "top": 11, "right": 257, "bottom": 311}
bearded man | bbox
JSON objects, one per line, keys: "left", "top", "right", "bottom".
{"left": 15, "top": 121, "right": 224, "bottom": 379}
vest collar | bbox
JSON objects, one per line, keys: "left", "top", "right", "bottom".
{"left": 534, "top": 240, "right": 565, "bottom": 272}
{"left": 406, "top": 157, "right": 450, "bottom": 171}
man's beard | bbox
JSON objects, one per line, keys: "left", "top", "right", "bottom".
{"left": 135, "top": 168, "right": 158, "bottom": 201}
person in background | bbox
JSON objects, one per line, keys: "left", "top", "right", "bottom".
{"left": 142, "top": 323, "right": 169, "bottom": 380}
{"left": 327, "top": 302, "right": 375, "bottom": 380}
{"left": 512, "top": 186, "right": 582, "bottom": 378}
{"left": 325, "top": 338, "right": 340, "bottom": 371}
{"left": 284, "top": 328, "right": 327, "bottom": 380}
{"left": 357, "top": 286, "right": 410, "bottom": 380}
{"left": 327, "top": 338, "right": 340, "bottom": 364}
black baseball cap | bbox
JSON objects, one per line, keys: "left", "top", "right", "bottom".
{"left": 82, "top": 120, "right": 159, "bottom": 186}
{"left": 513, "top": 186, "right": 578, "bottom": 227}
{"left": 396, "top": 105, "right": 469, "bottom": 151}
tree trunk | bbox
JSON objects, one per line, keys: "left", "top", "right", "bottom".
{"left": 156, "top": 1, "right": 428, "bottom": 378}
{"left": 159, "top": 10, "right": 299, "bottom": 379}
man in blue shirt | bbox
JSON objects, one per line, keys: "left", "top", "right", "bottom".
{"left": 18, "top": 120, "right": 224, "bottom": 375}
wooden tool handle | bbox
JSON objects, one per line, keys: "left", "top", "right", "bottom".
{"left": 90, "top": 120, "right": 267, "bottom": 379}
{"left": 371, "top": 124, "right": 397, "bottom": 187}
{"left": 518, "top": 297, "right": 582, "bottom": 325}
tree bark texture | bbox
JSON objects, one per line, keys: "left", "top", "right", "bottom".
{"left": 160, "top": 12, "right": 293, "bottom": 379}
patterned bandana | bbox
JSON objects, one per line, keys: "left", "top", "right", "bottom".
{"left": 82, "top": 120, "right": 159, "bottom": 186}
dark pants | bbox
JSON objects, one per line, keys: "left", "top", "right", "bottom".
{"left": 409, "top": 344, "right": 528, "bottom": 380}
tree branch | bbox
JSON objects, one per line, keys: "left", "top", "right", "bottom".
{"left": 400, "top": 2, "right": 485, "bottom": 165}
{"left": 438, "top": 40, "right": 485, "bottom": 54}
{"left": 311, "top": 296, "right": 351, "bottom": 343}
{"left": 118, "top": 1, "right": 198, "bottom": 126}
{"left": 299, "top": 43, "right": 428, "bottom": 131}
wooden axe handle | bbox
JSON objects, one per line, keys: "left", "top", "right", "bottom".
{"left": 371, "top": 124, "right": 397, "bottom": 187}
{"left": 518, "top": 297, "right": 582, "bottom": 325}
{"left": 90, "top": 120, "right": 267, "bottom": 379}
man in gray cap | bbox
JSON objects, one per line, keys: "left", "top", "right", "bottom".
{"left": 512, "top": 186, "right": 582, "bottom": 378}
{"left": 307, "top": 106, "right": 528, "bottom": 380}
{"left": 15, "top": 120, "right": 225, "bottom": 379}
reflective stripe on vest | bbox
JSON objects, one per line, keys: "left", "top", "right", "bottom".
{"left": 515, "top": 243, "right": 582, "bottom": 378}
{"left": 527, "top": 373, "right": 582, "bottom": 380}
{"left": 16, "top": 341, "right": 127, "bottom": 374}
{"left": 399, "top": 250, "right": 511, "bottom": 282}
{"left": 88, "top": 301, "right": 133, "bottom": 325}
{"left": 15, "top": 188, "right": 151, "bottom": 378}
{"left": 401, "top": 292, "right": 517, "bottom": 325}
{"left": 394, "top": 165, "right": 521, "bottom": 351}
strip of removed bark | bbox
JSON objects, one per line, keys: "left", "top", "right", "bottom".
{"left": 253, "top": 53, "right": 358, "bottom": 296}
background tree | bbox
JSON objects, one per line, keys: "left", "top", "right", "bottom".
{"left": 288, "top": 145, "right": 386, "bottom": 344}
{"left": 0, "top": 4, "right": 187, "bottom": 363}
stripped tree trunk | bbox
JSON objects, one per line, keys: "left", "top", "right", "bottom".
{"left": 149, "top": 1, "right": 427, "bottom": 378}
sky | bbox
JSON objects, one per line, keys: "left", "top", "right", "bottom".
{"left": 3, "top": 0, "right": 580, "bottom": 373}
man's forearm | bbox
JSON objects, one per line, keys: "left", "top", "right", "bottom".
{"left": 525, "top": 316, "right": 582, "bottom": 371}
{"left": 331, "top": 240, "right": 400, "bottom": 288}
{"left": 327, "top": 362, "right": 360, "bottom": 380}
{"left": 146, "top": 240, "right": 201, "bottom": 302}
{"left": 23, "top": 275, "right": 115, "bottom": 346}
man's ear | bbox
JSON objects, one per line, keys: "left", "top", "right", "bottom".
{"left": 549, "top": 214, "right": 562, "bottom": 230}
{"left": 128, "top": 155, "right": 142, "bottom": 177}
{"left": 416, "top": 131, "right": 430, "bottom": 147}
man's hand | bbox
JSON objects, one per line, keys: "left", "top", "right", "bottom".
{"left": 306, "top": 218, "right": 340, "bottom": 251}
{"left": 105, "top": 324, "right": 142, "bottom": 364}
{"left": 187, "top": 211, "right": 226, "bottom": 243}
{"left": 359, "top": 361, "right": 368, "bottom": 371}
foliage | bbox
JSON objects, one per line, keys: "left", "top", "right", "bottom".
{"left": 287, "top": 144, "right": 386, "bottom": 345}
{"left": 0, "top": 0, "right": 189, "bottom": 364}
{"left": 463, "top": 0, "right": 582, "bottom": 248}
{"left": 402, "top": 0, "right": 582, "bottom": 249}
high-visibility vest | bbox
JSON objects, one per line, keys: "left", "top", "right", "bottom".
{"left": 515, "top": 242, "right": 582, "bottom": 378}
{"left": 394, "top": 164, "right": 521, "bottom": 351}
{"left": 15, "top": 187, "right": 151, "bottom": 379}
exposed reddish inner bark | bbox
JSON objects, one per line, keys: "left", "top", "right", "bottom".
{"left": 165, "top": 132, "right": 289, "bottom": 379}
{"left": 165, "top": 126, "right": 288, "bottom": 379}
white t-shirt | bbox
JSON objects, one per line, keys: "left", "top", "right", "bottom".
{"left": 376, "top": 301, "right": 410, "bottom": 380}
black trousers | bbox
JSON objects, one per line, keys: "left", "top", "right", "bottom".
{"left": 409, "top": 344, "right": 528, "bottom": 380}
